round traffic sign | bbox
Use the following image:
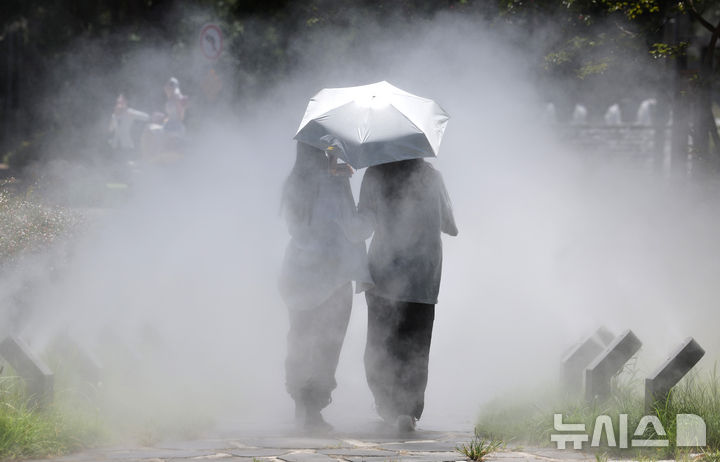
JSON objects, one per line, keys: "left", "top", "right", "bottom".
{"left": 199, "top": 24, "right": 223, "bottom": 60}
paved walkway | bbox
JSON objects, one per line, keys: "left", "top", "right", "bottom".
{"left": 28, "top": 423, "right": 596, "bottom": 462}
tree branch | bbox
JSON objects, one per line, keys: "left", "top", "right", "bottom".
{"left": 614, "top": 21, "right": 638, "bottom": 37}
{"left": 686, "top": 0, "right": 716, "bottom": 33}
{"left": 705, "top": 16, "right": 720, "bottom": 68}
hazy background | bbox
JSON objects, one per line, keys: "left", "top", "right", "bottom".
{"left": 2, "top": 3, "right": 720, "bottom": 436}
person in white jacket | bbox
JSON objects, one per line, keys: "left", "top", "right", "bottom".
{"left": 108, "top": 94, "right": 149, "bottom": 156}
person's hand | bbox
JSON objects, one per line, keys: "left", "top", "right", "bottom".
{"left": 331, "top": 163, "right": 354, "bottom": 177}
{"left": 328, "top": 153, "right": 353, "bottom": 177}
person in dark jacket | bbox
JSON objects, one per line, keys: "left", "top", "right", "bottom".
{"left": 279, "top": 142, "right": 372, "bottom": 432}
{"left": 357, "top": 158, "right": 458, "bottom": 432}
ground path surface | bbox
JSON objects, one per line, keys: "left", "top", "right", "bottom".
{"left": 27, "top": 420, "right": 597, "bottom": 462}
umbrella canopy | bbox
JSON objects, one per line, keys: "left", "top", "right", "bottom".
{"left": 294, "top": 81, "right": 449, "bottom": 169}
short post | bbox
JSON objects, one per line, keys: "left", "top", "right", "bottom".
{"left": 562, "top": 327, "right": 614, "bottom": 393}
{"left": 645, "top": 337, "right": 705, "bottom": 412}
{"left": 585, "top": 330, "right": 642, "bottom": 401}
{"left": 49, "top": 334, "right": 103, "bottom": 385}
{"left": 0, "top": 336, "right": 54, "bottom": 407}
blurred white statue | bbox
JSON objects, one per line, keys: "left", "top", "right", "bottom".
{"left": 162, "top": 77, "right": 188, "bottom": 135}
{"left": 541, "top": 102, "right": 557, "bottom": 124}
{"left": 604, "top": 103, "right": 622, "bottom": 125}
{"left": 571, "top": 104, "right": 588, "bottom": 125}
{"left": 636, "top": 98, "right": 657, "bottom": 126}
{"left": 141, "top": 77, "right": 189, "bottom": 164}
{"left": 109, "top": 94, "right": 150, "bottom": 151}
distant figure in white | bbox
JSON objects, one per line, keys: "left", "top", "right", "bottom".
{"left": 109, "top": 94, "right": 149, "bottom": 156}
{"left": 604, "top": 103, "right": 622, "bottom": 125}
{"left": 161, "top": 77, "right": 188, "bottom": 137}
{"left": 571, "top": 104, "right": 588, "bottom": 125}
{"left": 636, "top": 98, "right": 657, "bottom": 126}
{"left": 142, "top": 77, "right": 189, "bottom": 163}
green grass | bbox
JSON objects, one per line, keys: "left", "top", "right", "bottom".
{"left": 476, "top": 365, "right": 720, "bottom": 459}
{"left": 701, "top": 447, "right": 720, "bottom": 462}
{"left": 42, "top": 339, "right": 217, "bottom": 448}
{"left": 0, "top": 182, "right": 98, "bottom": 459}
{"left": 456, "top": 429, "right": 504, "bottom": 461}
{"left": 0, "top": 341, "right": 218, "bottom": 459}
{"left": 0, "top": 375, "right": 104, "bottom": 460}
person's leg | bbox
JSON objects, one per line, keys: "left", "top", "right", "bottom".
{"left": 285, "top": 283, "right": 353, "bottom": 429}
{"left": 364, "top": 292, "right": 400, "bottom": 422}
{"left": 285, "top": 305, "right": 315, "bottom": 419}
{"left": 391, "top": 302, "right": 435, "bottom": 421}
{"left": 304, "top": 283, "right": 353, "bottom": 419}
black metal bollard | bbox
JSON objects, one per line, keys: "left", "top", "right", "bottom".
{"left": 585, "top": 330, "right": 642, "bottom": 401}
{"left": 645, "top": 337, "right": 705, "bottom": 413}
{"left": 0, "top": 336, "right": 54, "bottom": 407}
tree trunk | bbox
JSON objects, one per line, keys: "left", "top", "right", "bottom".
{"left": 670, "top": 14, "right": 692, "bottom": 176}
{"left": 686, "top": 2, "right": 720, "bottom": 171}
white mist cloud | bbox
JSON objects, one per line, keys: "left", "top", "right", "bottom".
{"left": 3, "top": 8, "right": 720, "bottom": 435}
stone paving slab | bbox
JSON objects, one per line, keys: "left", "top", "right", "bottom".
{"left": 23, "top": 426, "right": 622, "bottom": 462}
{"left": 229, "top": 448, "right": 292, "bottom": 457}
{"left": 279, "top": 451, "right": 342, "bottom": 462}
{"left": 488, "top": 453, "right": 547, "bottom": 461}
{"left": 317, "top": 448, "right": 397, "bottom": 457}
{"left": 180, "top": 455, "right": 251, "bottom": 461}
{"left": 342, "top": 455, "right": 464, "bottom": 462}
{"left": 154, "top": 440, "right": 241, "bottom": 451}
{"left": 103, "top": 449, "right": 220, "bottom": 459}
{"left": 235, "top": 438, "right": 353, "bottom": 449}
{"left": 379, "top": 441, "right": 461, "bottom": 452}
{"left": 523, "top": 449, "right": 593, "bottom": 461}
{"left": 114, "top": 456, "right": 253, "bottom": 462}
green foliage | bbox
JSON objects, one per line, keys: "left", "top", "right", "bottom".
{"left": 0, "top": 375, "right": 103, "bottom": 459}
{"left": 456, "top": 429, "right": 504, "bottom": 461}
{"left": 577, "top": 60, "right": 610, "bottom": 79}
{"left": 649, "top": 42, "right": 688, "bottom": 59}
{"left": 601, "top": 0, "right": 662, "bottom": 20}
{"left": 701, "top": 447, "right": 720, "bottom": 462}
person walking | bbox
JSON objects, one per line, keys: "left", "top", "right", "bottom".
{"left": 279, "top": 142, "right": 372, "bottom": 432}
{"left": 357, "top": 158, "right": 458, "bottom": 432}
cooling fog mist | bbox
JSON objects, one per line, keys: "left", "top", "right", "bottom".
{"left": 2, "top": 10, "right": 720, "bottom": 436}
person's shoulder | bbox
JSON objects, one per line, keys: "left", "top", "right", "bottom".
{"left": 362, "top": 166, "right": 381, "bottom": 184}
{"left": 421, "top": 161, "right": 438, "bottom": 174}
{"left": 420, "top": 161, "right": 443, "bottom": 184}
{"left": 365, "top": 165, "right": 381, "bottom": 176}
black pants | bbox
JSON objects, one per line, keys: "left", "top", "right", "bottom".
{"left": 285, "top": 283, "right": 352, "bottom": 411}
{"left": 364, "top": 292, "right": 435, "bottom": 421}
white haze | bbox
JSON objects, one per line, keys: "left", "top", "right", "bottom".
{"left": 3, "top": 11, "right": 720, "bottom": 435}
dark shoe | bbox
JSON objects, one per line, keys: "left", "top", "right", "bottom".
{"left": 304, "top": 409, "right": 333, "bottom": 433}
{"left": 396, "top": 414, "right": 417, "bottom": 432}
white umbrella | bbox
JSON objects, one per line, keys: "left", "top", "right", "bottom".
{"left": 294, "top": 81, "right": 450, "bottom": 169}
